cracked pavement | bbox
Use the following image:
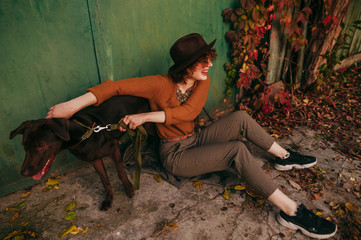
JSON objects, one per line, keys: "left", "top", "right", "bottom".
{"left": 1, "top": 127, "right": 360, "bottom": 239}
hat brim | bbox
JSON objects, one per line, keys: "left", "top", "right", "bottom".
{"left": 168, "top": 39, "right": 216, "bottom": 74}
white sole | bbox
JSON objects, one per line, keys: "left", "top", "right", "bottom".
{"left": 277, "top": 213, "right": 337, "bottom": 239}
{"left": 274, "top": 159, "right": 317, "bottom": 171}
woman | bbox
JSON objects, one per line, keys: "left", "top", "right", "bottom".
{"left": 47, "top": 33, "right": 336, "bottom": 239}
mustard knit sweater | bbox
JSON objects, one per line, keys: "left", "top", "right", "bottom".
{"left": 87, "top": 74, "right": 210, "bottom": 139}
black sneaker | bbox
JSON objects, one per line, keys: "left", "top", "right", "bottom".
{"left": 274, "top": 149, "right": 317, "bottom": 171}
{"left": 277, "top": 204, "right": 337, "bottom": 239}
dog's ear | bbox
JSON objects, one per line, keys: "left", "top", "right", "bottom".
{"left": 48, "top": 118, "right": 70, "bottom": 141}
{"left": 10, "top": 121, "right": 33, "bottom": 139}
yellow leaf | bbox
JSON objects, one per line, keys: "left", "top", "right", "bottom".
{"left": 168, "top": 223, "right": 178, "bottom": 231}
{"left": 192, "top": 182, "right": 203, "bottom": 189}
{"left": 345, "top": 202, "right": 359, "bottom": 212}
{"left": 64, "top": 211, "right": 78, "bottom": 221}
{"left": 4, "top": 230, "right": 20, "bottom": 240}
{"left": 21, "top": 221, "right": 30, "bottom": 226}
{"left": 336, "top": 209, "right": 345, "bottom": 215}
{"left": 223, "top": 187, "right": 229, "bottom": 200}
{"left": 350, "top": 177, "right": 356, "bottom": 182}
{"left": 65, "top": 200, "right": 77, "bottom": 212}
{"left": 316, "top": 212, "right": 323, "bottom": 217}
{"left": 82, "top": 227, "right": 89, "bottom": 234}
{"left": 154, "top": 174, "right": 162, "bottom": 182}
{"left": 131, "top": 172, "right": 135, "bottom": 180}
{"left": 246, "top": 189, "right": 262, "bottom": 198}
{"left": 9, "top": 212, "right": 20, "bottom": 223}
{"left": 234, "top": 185, "right": 246, "bottom": 191}
{"left": 271, "top": 133, "right": 279, "bottom": 139}
{"left": 58, "top": 225, "right": 80, "bottom": 238}
{"left": 45, "top": 178, "right": 60, "bottom": 187}
{"left": 13, "top": 236, "right": 24, "bottom": 240}
{"left": 54, "top": 185, "right": 59, "bottom": 189}
{"left": 20, "top": 192, "right": 31, "bottom": 198}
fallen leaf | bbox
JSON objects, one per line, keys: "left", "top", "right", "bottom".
{"left": 13, "top": 236, "right": 24, "bottom": 240}
{"left": 45, "top": 178, "right": 60, "bottom": 187}
{"left": 82, "top": 227, "right": 89, "bottom": 233}
{"left": 16, "top": 201, "right": 26, "bottom": 208}
{"left": 336, "top": 209, "right": 345, "bottom": 215}
{"left": 9, "top": 212, "right": 20, "bottom": 223}
{"left": 350, "top": 177, "right": 356, "bottom": 182}
{"left": 64, "top": 211, "right": 78, "bottom": 221}
{"left": 65, "top": 200, "right": 77, "bottom": 212}
{"left": 192, "top": 182, "right": 203, "bottom": 189}
{"left": 316, "top": 211, "right": 323, "bottom": 217}
{"left": 20, "top": 192, "right": 31, "bottom": 198}
{"left": 234, "top": 185, "right": 246, "bottom": 191}
{"left": 345, "top": 202, "right": 359, "bottom": 212}
{"left": 289, "top": 180, "right": 302, "bottom": 190}
{"left": 58, "top": 225, "right": 80, "bottom": 238}
{"left": 168, "top": 223, "right": 178, "bottom": 231}
{"left": 271, "top": 133, "right": 279, "bottom": 138}
{"left": 3, "top": 230, "right": 20, "bottom": 240}
{"left": 246, "top": 189, "right": 262, "bottom": 198}
{"left": 20, "top": 221, "right": 30, "bottom": 226}
{"left": 223, "top": 187, "right": 229, "bottom": 200}
{"left": 154, "top": 174, "right": 162, "bottom": 182}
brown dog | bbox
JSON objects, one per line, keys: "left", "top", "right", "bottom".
{"left": 10, "top": 95, "right": 155, "bottom": 211}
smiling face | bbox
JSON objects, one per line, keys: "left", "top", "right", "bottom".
{"left": 187, "top": 59, "right": 213, "bottom": 81}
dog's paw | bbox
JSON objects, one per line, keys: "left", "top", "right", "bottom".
{"left": 100, "top": 199, "right": 112, "bottom": 211}
{"left": 125, "top": 185, "right": 135, "bottom": 198}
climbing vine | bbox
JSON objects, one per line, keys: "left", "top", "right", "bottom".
{"left": 222, "top": 0, "right": 312, "bottom": 115}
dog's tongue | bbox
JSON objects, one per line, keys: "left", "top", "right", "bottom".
{"left": 33, "top": 155, "right": 55, "bottom": 180}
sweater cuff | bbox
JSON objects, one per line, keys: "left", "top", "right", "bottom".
{"left": 86, "top": 80, "right": 116, "bottom": 106}
{"left": 163, "top": 108, "right": 173, "bottom": 125}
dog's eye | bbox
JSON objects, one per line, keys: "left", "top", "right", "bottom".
{"left": 36, "top": 143, "right": 47, "bottom": 151}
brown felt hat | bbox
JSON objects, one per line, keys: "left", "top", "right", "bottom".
{"left": 168, "top": 33, "right": 216, "bottom": 74}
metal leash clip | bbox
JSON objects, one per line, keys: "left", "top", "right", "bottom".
{"left": 93, "top": 124, "right": 112, "bottom": 132}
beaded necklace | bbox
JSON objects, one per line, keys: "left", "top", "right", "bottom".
{"left": 176, "top": 84, "right": 194, "bottom": 104}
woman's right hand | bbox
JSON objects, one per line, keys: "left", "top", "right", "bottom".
{"left": 46, "top": 92, "right": 98, "bottom": 119}
{"left": 46, "top": 101, "right": 77, "bottom": 119}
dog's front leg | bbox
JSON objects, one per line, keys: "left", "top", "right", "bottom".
{"left": 110, "top": 140, "right": 135, "bottom": 198}
{"left": 91, "top": 159, "right": 113, "bottom": 211}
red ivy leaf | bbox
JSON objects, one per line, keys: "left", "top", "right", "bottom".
{"left": 222, "top": 8, "right": 233, "bottom": 21}
{"left": 225, "top": 31, "right": 236, "bottom": 41}
{"left": 231, "top": 13, "right": 237, "bottom": 22}
{"left": 285, "top": 14, "right": 292, "bottom": 27}
{"left": 302, "top": 7, "right": 312, "bottom": 15}
{"left": 267, "top": 5, "right": 274, "bottom": 12}
{"left": 262, "top": 103, "right": 274, "bottom": 114}
{"left": 253, "top": 49, "right": 258, "bottom": 61}
{"left": 295, "top": 12, "right": 306, "bottom": 24}
{"left": 252, "top": 8, "right": 259, "bottom": 22}
{"left": 240, "top": 0, "right": 246, "bottom": 9}
{"left": 322, "top": 15, "right": 332, "bottom": 25}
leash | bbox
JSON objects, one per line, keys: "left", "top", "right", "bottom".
{"left": 75, "top": 120, "right": 147, "bottom": 190}
{"left": 202, "top": 107, "right": 213, "bottom": 123}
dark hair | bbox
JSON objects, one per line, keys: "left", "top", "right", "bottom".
{"left": 169, "top": 49, "right": 217, "bottom": 83}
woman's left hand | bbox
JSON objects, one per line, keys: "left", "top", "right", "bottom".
{"left": 120, "top": 113, "right": 148, "bottom": 131}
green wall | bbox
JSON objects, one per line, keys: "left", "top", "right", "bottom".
{"left": 0, "top": 0, "right": 233, "bottom": 196}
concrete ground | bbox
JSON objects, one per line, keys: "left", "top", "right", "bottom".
{"left": 1, "top": 127, "right": 360, "bottom": 240}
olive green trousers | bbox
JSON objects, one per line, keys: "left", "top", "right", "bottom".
{"left": 159, "top": 111, "right": 278, "bottom": 198}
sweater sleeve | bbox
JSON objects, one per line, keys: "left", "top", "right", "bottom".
{"left": 163, "top": 75, "right": 210, "bottom": 125}
{"left": 87, "top": 74, "right": 165, "bottom": 106}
